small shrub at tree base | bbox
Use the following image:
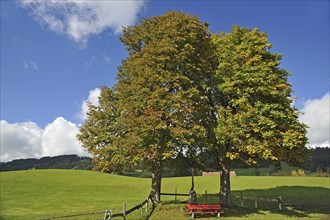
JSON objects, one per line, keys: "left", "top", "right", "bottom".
{"left": 298, "top": 169, "right": 305, "bottom": 176}
{"left": 291, "top": 170, "right": 298, "bottom": 176}
{"left": 291, "top": 169, "right": 305, "bottom": 176}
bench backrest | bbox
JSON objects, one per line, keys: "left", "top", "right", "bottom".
{"left": 186, "top": 204, "right": 221, "bottom": 210}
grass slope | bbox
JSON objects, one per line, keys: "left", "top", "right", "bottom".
{"left": 1, "top": 170, "right": 329, "bottom": 219}
{"left": 0, "top": 170, "right": 150, "bottom": 219}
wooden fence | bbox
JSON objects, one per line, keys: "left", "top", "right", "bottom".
{"left": 40, "top": 190, "right": 302, "bottom": 219}
{"left": 160, "top": 188, "right": 289, "bottom": 210}
{"left": 160, "top": 187, "right": 189, "bottom": 202}
{"left": 232, "top": 192, "right": 282, "bottom": 209}
{"left": 39, "top": 194, "right": 155, "bottom": 220}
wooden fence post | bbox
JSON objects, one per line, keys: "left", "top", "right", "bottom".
{"left": 205, "top": 190, "right": 208, "bottom": 204}
{"left": 278, "top": 196, "right": 282, "bottom": 210}
{"left": 240, "top": 191, "right": 244, "bottom": 207}
{"left": 175, "top": 187, "right": 177, "bottom": 202}
{"left": 140, "top": 200, "right": 143, "bottom": 219}
{"left": 123, "top": 202, "right": 126, "bottom": 220}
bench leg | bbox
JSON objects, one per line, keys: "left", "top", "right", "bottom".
{"left": 217, "top": 212, "right": 221, "bottom": 218}
{"left": 191, "top": 213, "right": 194, "bottom": 219}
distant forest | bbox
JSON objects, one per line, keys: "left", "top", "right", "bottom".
{"left": 0, "top": 155, "right": 93, "bottom": 172}
{"left": 308, "top": 147, "right": 330, "bottom": 173}
{"left": 1, "top": 147, "right": 329, "bottom": 174}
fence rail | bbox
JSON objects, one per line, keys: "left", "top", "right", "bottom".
{"left": 231, "top": 192, "right": 281, "bottom": 209}
{"left": 160, "top": 193, "right": 190, "bottom": 196}
{"left": 160, "top": 188, "right": 289, "bottom": 210}
{"left": 40, "top": 190, "right": 301, "bottom": 219}
{"left": 39, "top": 211, "right": 104, "bottom": 220}
{"left": 39, "top": 194, "right": 154, "bottom": 220}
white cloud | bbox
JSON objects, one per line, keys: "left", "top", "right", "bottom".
{"left": 299, "top": 92, "right": 330, "bottom": 147}
{"left": 23, "top": 60, "right": 39, "bottom": 70}
{"left": 0, "top": 118, "right": 91, "bottom": 162}
{"left": 0, "top": 121, "right": 43, "bottom": 161}
{"left": 78, "top": 88, "right": 101, "bottom": 121}
{"left": 84, "top": 55, "right": 97, "bottom": 68}
{"left": 20, "top": 0, "right": 146, "bottom": 47}
{"left": 102, "top": 53, "right": 112, "bottom": 64}
{"left": 0, "top": 88, "right": 103, "bottom": 162}
{"left": 41, "top": 117, "right": 88, "bottom": 157}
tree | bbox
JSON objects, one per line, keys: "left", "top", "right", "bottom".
{"left": 77, "top": 87, "right": 135, "bottom": 173}
{"left": 118, "top": 11, "right": 216, "bottom": 201}
{"left": 78, "top": 11, "right": 215, "bottom": 202}
{"left": 212, "top": 26, "right": 309, "bottom": 207}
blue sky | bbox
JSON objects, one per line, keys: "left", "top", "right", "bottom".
{"left": 1, "top": 0, "right": 329, "bottom": 161}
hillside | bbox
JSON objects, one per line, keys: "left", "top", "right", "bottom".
{"left": 0, "top": 169, "right": 329, "bottom": 219}
{"left": 0, "top": 155, "right": 93, "bottom": 172}
{"left": 1, "top": 148, "right": 328, "bottom": 175}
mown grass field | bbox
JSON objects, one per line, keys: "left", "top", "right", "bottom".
{"left": 0, "top": 169, "right": 329, "bottom": 219}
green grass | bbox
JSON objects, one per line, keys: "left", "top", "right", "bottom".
{"left": 157, "top": 176, "right": 330, "bottom": 219}
{"left": 1, "top": 169, "right": 329, "bottom": 219}
{"left": 0, "top": 170, "right": 150, "bottom": 220}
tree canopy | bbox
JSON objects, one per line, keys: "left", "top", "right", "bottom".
{"left": 77, "top": 13, "right": 309, "bottom": 206}
{"left": 213, "top": 26, "right": 309, "bottom": 166}
{"left": 78, "top": 11, "right": 216, "bottom": 201}
{"left": 211, "top": 26, "right": 309, "bottom": 206}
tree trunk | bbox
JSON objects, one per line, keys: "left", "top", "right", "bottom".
{"left": 220, "top": 157, "right": 232, "bottom": 207}
{"left": 151, "top": 161, "right": 162, "bottom": 202}
{"left": 190, "top": 168, "right": 195, "bottom": 192}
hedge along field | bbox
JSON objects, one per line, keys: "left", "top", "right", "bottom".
{"left": 1, "top": 169, "right": 329, "bottom": 219}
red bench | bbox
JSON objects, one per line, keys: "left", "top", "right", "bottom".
{"left": 185, "top": 204, "right": 224, "bottom": 219}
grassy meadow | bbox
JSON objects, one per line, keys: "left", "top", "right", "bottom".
{"left": 0, "top": 169, "right": 329, "bottom": 219}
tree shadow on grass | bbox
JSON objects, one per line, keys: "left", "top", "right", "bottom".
{"left": 145, "top": 199, "right": 156, "bottom": 220}
{"left": 228, "top": 186, "right": 330, "bottom": 218}
{"left": 223, "top": 205, "right": 310, "bottom": 219}
{"left": 159, "top": 186, "right": 329, "bottom": 219}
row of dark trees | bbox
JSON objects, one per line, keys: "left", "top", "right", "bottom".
{"left": 308, "top": 147, "right": 330, "bottom": 173}
{"left": 0, "top": 155, "right": 93, "bottom": 172}
{"left": 1, "top": 147, "right": 328, "bottom": 174}
{"left": 77, "top": 11, "right": 309, "bottom": 207}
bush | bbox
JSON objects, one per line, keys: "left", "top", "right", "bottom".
{"left": 311, "top": 171, "right": 330, "bottom": 177}
{"left": 291, "top": 169, "right": 305, "bottom": 176}
{"left": 291, "top": 170, "right": 297, "bottom": 176}
{"left": 298, "top": 169, "right": 305, "bottom": 176}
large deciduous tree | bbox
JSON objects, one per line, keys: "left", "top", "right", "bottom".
{"left": 117, "top": 11, "right": 216, "bottom": 201}
{"left": 212, "top": 26, "right": 309, "bottom": 207}
{"left": 78, "top": 11, "right": 215, "bottom": 202}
